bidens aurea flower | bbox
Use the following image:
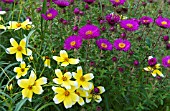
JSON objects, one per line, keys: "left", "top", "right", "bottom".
{"left": 14, "top": 61, "right": 29, "bottom": 79}
{"left": 53, "top": 50, "right": 79, "bottom": 67}
{"left": 6, "top": 38, "right": 32, "bottom": 61}
{"left": 74, "top": 87, "right": 88, "bottom": 106}
{"left": 17, "top": 71, "right": 47, "bottom": 102}
{"left": 42, "top": 56, "right": 51, "bottom": 68}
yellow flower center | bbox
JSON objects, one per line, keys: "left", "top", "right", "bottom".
{"left": 118, "top": 43, "right": 126, "bottom": 48}
{"left": 26, "top": 25, "right": 32, "bottom": 30}
{"left": 101, "top": 43, "right": 107, "bottom": 48}
{"left": 80, "top": 76, "right": 85, "bottom": 82}
{"left": 17, "top": 46, "right": 22, "bottom": 51}
{"left": 16, "top": 23, "right": 21, "bottom": 27}
{"left": 75, "top": 91, "right": 80, "bottom": 96}
{"left": 62, "top": 76, "right": 67, "bottom": 81}
{"left": 85, "top": 30, "right": 93, "bottom": 35}
{"left": 28, "top": 85, "right": 33, "bottom": 90}
{"left": 114, "top": 0, "right": 120, "bottom": 2}
{"left": 21, "top": 68, "right": 25, "bottom": 72}
{"left": 161, "top": 21, "right": 167, "bottom": 25}
{"left": 143, "top": 20, "right": 149, "bottom": 23}
{"left": 64, "top": 58, "right": 69, "bottom": 62}
{"left": 47, "top": 13, "right": 52, "bottom": 17}
{"left": 168, "top": 59, "right": 170, "bottom": 64}
{"left": 45, "top": 56, "right": 49, "bottom": 59}
{"left": 70, "top": 41, "right": 76, "bottom": 46}
{"left": 64, "top": 91, "right": 70, "bottom": 96}
{"left": 126, "top": 23, "right": 133, "bottom": 28}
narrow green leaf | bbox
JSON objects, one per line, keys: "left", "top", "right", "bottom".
{"left": 37, "top": 102, "right": 60, "bottom": 111}
{"left": 14, "top": 98, "right": 27, "bottom": 111}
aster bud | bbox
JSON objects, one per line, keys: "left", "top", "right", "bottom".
{"left": 163, "top": 36, "right": 169, "bottom": 41}
{"left": 109, "top": 26, "right": 115, "bottom": 31}
{"left": 79, "top": 11, "right": 84, "bottom": 16}
{"left": 73, "top": 26, "right": 79, "bottom": 32}
{"left": 101, "top": 26, "right": 106, "bottom": 32}
{"left": 96, "top": 106, "right": 102, "bottom": 111}
{"left": 74, "top": 8, "right": 79, "bottom": 15}
{"left": 112, "top": 57, "right": 117, "bottom": 62}
{"left": 133, "top": 60, "right": 139, "bottom": 66}
{"left": 94, "top": 87, "right": 100, "bottom": 93}
{"left": 70, "top": 0, "right": 74, "bottom": 4}
{"left": 142, "top": 2, "right": 147, "bottom": 7}
{"left": 62, "top": 20, "right": 68, "bottom": 25}
{"left": 166, "top": 43, "right": 170, "bottom": 49}
{"left": 129, "top": 51, "right": 134, "bottom": 55}
{"left": 36, "top": 7, "right": 42, "bottom": 13}
{"left": 86, "top": 20, "right": 91, "bottom": 24}
{"left": 118, "top": 67, "right": 124, "bottom": 72}
{"left": 121, "top": 32, "right": 126, "bottom": 38}
{"left": 148, "top": 0, "right": 153, "bottom": 3}
{"left": 85, "top": 4, "right": 89, "bottom": 10}
{"left": 168, "top": 0, "right": 170, "bottom": 5}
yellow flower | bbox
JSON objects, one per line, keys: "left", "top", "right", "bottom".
{"left": 53, "top": 69, "right": 78, "bottom": 89}
{"left": 74, "top": 87, "right": 88, "bottom": 106}
{"left": 17, "top": 70, "right": 47, "bottom": 102}
{"left": 72, "top": 66, "right": 94, "bottom": 90}
{"left": 52, "top": 87, "right": 79, "bottom": 109}
{"left": 144, "top": 64, "right": 164, "bottom": 77}
{"left": 0, "top": 25, "right": 6, "bottom": 30}
{"left": 14, "top": 61, "right": 29, "bottom": 79}
{"left": 7, "top": 83, "right": 13, "bottom": 91}
{"left": 6, "top": 38, "right": 32, "bottom": 61}
{"left": 7, "top": 19, "right": 32, "bottom": 30}
{"left": 86, "top": 85, "right": 105, "bottom": 103}
{"left": 42, "top": 56, "right": 51, "bottom": 68}
{"left": 0, "top": 11, "right": 6, "bottom": 15}
{"left": 53, "top": 50, "right": 79, "bottom": 67}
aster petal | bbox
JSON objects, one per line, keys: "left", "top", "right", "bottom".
{"left": 35, "top": 77, "right": 47, "bottom": 86}
{"left": 84, "top": 73, "right": 94, "bottom": 81}
{"left": 53, "top": 78, "right": 63, "bottom": 84}
{"left": 52, "top": 87, "right": 65, "bottom": 94}
{"left": 10, "top": 38, "right": 18, "bottom": 47}
{"left": 94, "top": 95, "right": 102, "bottom": 103}
{"left": 16, "top": 52, "right": 23, "bottom": 61}
{"left": 82, "top": 82, "right": 93, "bottom": 90}
{"left": 53, "top": 56, "right": 64, "bottom": 62}
{"left": 32, "top": 86, "right": 44, "bottom": 94}
{"left": 6, "top": 47, "right": 17, "bottom": 54}
{"left": 61, "top": 62, "right": 69, "bottom": 66}
{"left": 68, "top": 58, "right": 80, "bottom": 65}
{"left": 17, "top": 79, "right": 29, "bottom": 88}
{"left": 28, "top": 71, "right": 37, "bottom": 85}
{"left": 78, "top": 97, "right": 85, "bottom": 106}
{"left": 64, "top": 72, "right": 72, "bottom": 80}
{"left": 53, "top": 94, "right": 65, "bottom": 104}
{"left": 60, "top": 50, "right": 68, "bottom": 58}
{"left": 55, "top": 69, "right": 63, "bottom": 78}
{"left": 98, "top": 86, "right": 105, "bottom": 94}
{"left": 64, "top": 96, "right": 72, "bottom": 109}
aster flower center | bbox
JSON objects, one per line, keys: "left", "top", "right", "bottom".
{"left": 168, "top": 59, "right": 170, "bottom": 64}
{"left": 17, "top": 46, "right": 22, "bottom": 51}
{"left": 64, "top": 91, "right": 70, "bottom": 96}
{"left": 21, "top": 68, "right": 25, "bottom": 72}
{"left": 114, "top": 0, "right": 120, "bottom": 3}
{"left": 75, "top": 91, "right": 80, "bottom": 96}
{"left": 126, "top": 24, "right": 133, "bottom": 28}
{"left": 62, "top": 76, "right": 67, "bottom": 81}
{"left": 47, "top": 13, "right": 53, "bottom": 17}
{"left": 118, "top": 43, "right": 126, "bottom": 48}
{"left": 70, "top": 41, "right": 76, "bottom": 46}
{"left": 101, "top": 43, "right": 107, "bottom": 48}
{"left": 80, "top": 76, "right": 85, "bottom": 81}
{"left": 85, "top": 30, "right": 93, "bottom": 35}
{"left": 143, "top": 20, "right": 149, "bottom": 23}
{"left": 28, "top": 85, "right": 33, "bottom": 90}
{"left": 16, "top": 23, "right": 21, "bottom": 27}
{"left": 161, "top": 21, "right": 167, "bottom": 25}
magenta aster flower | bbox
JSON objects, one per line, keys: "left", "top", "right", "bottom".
{"left": 110, "top": 0, "right": 126, "bottom": 6}
{"left": 41, "top": 8, "right": 58, "bottom": 20}
{"left": 2, "top": 0, "right": 14, "bottom": 3}
{"left": 106, "top": 13, "right": 120, "bottom": 25}
{"left": 83, "top": 0, "right": 95, "bottom": 4}
{"left": 96, "top": 38, "right": 113, "bottom": 51}
{"left": 78, "top": 24, "right": 100, "bottom": 39}
{"left": 162, "top": 56, "right": 170, "bottom": 68}
{"left": 140, "top": 16, "right": 153, "bottom": 25}
{"left": 64, "top": 35, "right": 82, "bottom": 50}
{"left": 155, "top": 17, "right": 170, "bottom": 28}
{"left": 53, "top": 0, "right": 70, "bottom": 8}
{"left": 148, "top": 57, "right": 157, "bottom": 66}
{"left": 113, "top": 38, "right": 131, "bottom": 51}
{"left": 120, "top": 19, "right": 139, "bottom": 31}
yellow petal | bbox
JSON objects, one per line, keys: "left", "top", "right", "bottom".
{"left": 20, "top": 61, "right": 26, "bottom": 68}
{"left": 68, "top": 58, "right": 80, "bottom": 65}
{"left": 22, "top": 88, "right": 29, "bottom": 99}
{"left": 53, "top": 94, "right": 65, "bottom": 104}
{"left": 6, "top": 47, "right": 17, "bottom": 54}
{"left": 53, "top": 56, "right": 64, "bottom": 62}
{"left": 84, "top": 73, "right": 94, "bottom": 81}
{"left": 17, "top": 79, "right": 29, "bottom": 88}
{"left": 10, "top": 38, "right": 18, "bottom": 47}
{"left": 155, "top": 70, "right": 164, "bottom": 77}
{"left": 76, "top": 88, "right": 88, "bottom": 97}
{"left": 155, "top": 64, "right": 160, "bottom": 69}
{"left": 55, "top": 69, "right": 63, "bottom": 78}
{"left": 16, "top": 74, "right": 22, "bottom": 79}
{"left": 70, "top": 93, "right": 79, "bottom": 102}
{"left": 35, "top": 77, "right": 47, "bottom": 86}
{"left": 8, "top": 21, "right": 18, "bottom": 29}
{"left": 64, "top": 96, "right": 72, "bottom": 109}
{"left": 14, "top": 67, "right": 20, "bottom": 72}
{"left": 94, "top": 95, "right": 102, "bottom": 103}
{"left": 53, "top": 78, "right": 63, "bottom": 84}
{"left": 86, "top": 97, "right": 92, "bottom": 103}
{"left": 22, "top": 48, "right": 32, "bottom": 56}
{"left": 28, "top": 71, "right": 37, "bottom": 85}
{"left": 27, "top": 90, "right": 33, "bottom": 102}
{"left": 64, "top": 72, "right": 72, "bottom": 80}
{"left": 32, "top": 86, "right": 43, "bottom": 94}
{"left": 16, "top": 51, "right": 23, "bottom": 61}
{"left": 44, "top": 59, "right": 51, "bottom": 68}
{"left": 19, "top": 38, "right": 26, "bottom": 48}
{"left": 144, "top": 66, "right": 152, "bottom": 71}
{"left": 82, "top": 82, "right": 93, "bottom": 90}
{"left": 0, "top": 25, "right": 6, "bottom": 30}
{"left": 61, "top": 62, "right": 69, "bottom": 66}
{"left": 97, "top": 86, "right": 105, "bottom": 94}
{"left": 78, "top": 97, "right": 85, "bottom": 106}
{"left": 72, "top": 66, "right": 82, "bottom": 79}
{"left": 151, "top": 70, "right": 157, "bottom": 77}
{"left": 52, "top": 87, "right": 65, "bottom": 94}
{"left": 60, "top": 50, "right": 68, "bottom": 58}
{"left": 62, "top": 81, "right": 71, "bottom": 89}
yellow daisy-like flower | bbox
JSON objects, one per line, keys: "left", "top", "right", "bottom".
{"left": 144, "top": 64, "right": 164, "bottom": 77}
{"left": 52, "top": 87, "right": 79, "bottom": 109}
{"left": 14, "top": 61, "right": 29, "bottom": 79}
{"left": 72, "top": 66, "right": 94, "bottom": 90}
{"left": 74, "top": 87, "right": 88, "bottom": 106}
{"left": 42, "top": 56, "right": 51, "bottom": 68}
{"left": 7, "top": 19, "right": 32, "bottom": 30}
{"left": 6, "top": 38, "right": 32, "bottom": 61}
{"left": 53, "top": 69, "right": 78, "bottom": 89}
{"left": 7, "top": 83, "right": 13, "bottom": 91}
{"left": 0, "top": 25, "right": 6, "bottom": 30}
{"left": 86, "top": 85, "right": 105, "bottom": 103}
{"left": 53, "top": 50, "right": 80, "bottom": 67}
{"left": 17, "top": 70, "right": 47, "bottom": 102}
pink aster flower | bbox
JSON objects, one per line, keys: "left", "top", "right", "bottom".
{"left": 113, "top": 38, "right": 131, "bottom": 51}
{"left": 78, "top": 24, "right": 100, "bottom": 40}
{"left": 155, "top": 17, "right": 170, "bottom": 28}
{"left": 110, "top": 0, "right": 126, "bottom": 6}
{"left": 140, "top": 16, "right": 153, "bottom": 25}
{"left": 96, "top": 38, "right": 113, "bottom": 51}
{"left": 2, "top": 0, "right": 14, "bottom": 3}
{"left": 53, "top": 0, "right": 70, "bottom": 8}
{"left": 64, "top": 35, "right": 82, "bottom": 50}
{"left": 162, "top": 56, "right": 170, "bottom": 68}
{"left": 41, "top": 8, "right": 58, "bottom": 20}
{"left": 120, "top": 19, "right": 139, "bottom": 31}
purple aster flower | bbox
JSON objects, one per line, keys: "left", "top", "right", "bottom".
{"left": 148, "top": 57, "right": 157, "bottom": 66}
{"left": 110, "top": 0, "right": 126, "bottom": 6}
{"left": 53, "top": 0, "right": 70, "bottom": 8}
{"left": 41, "top": 8, "right": 58, "bottom": 20}
{"left": 64, "top": 35, "right": 82, "bottom": 50}
{"left": 83, "top": 0, "right": 95, "bottom": 4}
{"left": 96, "top": 38, "right": 113, "bottom": 51}
{"left": 140, "top": 16, "right": 153, "bottom": 25}
{"left": 163, "top": 35, "right": 169, "bottom": 41}
{"left": 78, "top": 24, "right": 100, "bottom": 39}
{"left": 162, "top": 56, "right": 170, "bottom": 68}
{"left": 120, "top": 19, "right": 139, "bottom": 31}
{"left": 73, "top": 8, "right": 79, "bottom": 15}
{"left": 2, "top": 0, "right": 14, "bottom": 3}
{"left": 106, "top": 13, "right": 120, "bottom": 25}
{"left": 155, "top": 17, "right": 170, "bottom": 28}
{"left": 113, "top": 38, "right": 131, "bottom": 51}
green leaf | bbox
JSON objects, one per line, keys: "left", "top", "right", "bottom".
{"left": 14, "top": 98, "right": 27, "bottom": 111}
{"left": 37, "top": 102, "right": 60, "bottom": 111}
